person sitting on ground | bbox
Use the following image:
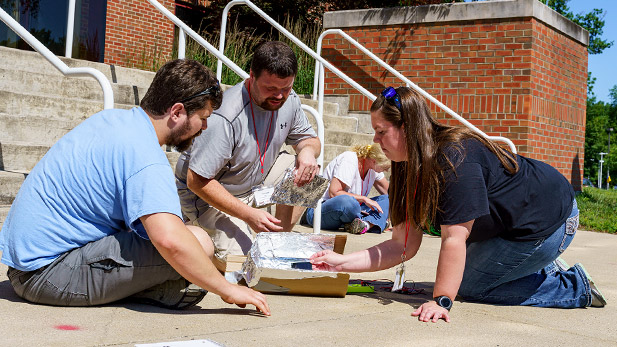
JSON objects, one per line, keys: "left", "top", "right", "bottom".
{"left": 175, "top": 41, "right": 320, "bottom": 263}
{"left": 310, "top": 86, "right": 606, "bottom": 323}
{"left": 0, "top": 59, "right": 270, "bottom": 314}
{"left": 304, "top": 144, "right": 390, "bottom": 234}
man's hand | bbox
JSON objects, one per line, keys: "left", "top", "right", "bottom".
{"left": 411, "top": 301, "right": 451, "bottom": 323}
{"left": 246, "top": 208, "right": 283, "bottom": 233}
{"left": 293, "top": 137, "right": 320, "bottom": 186}
{"left": 220, "top": 284, "right": 271, "bottom": 316}
{"left": 294, "top": 150, "right": 319, "bottom": 186}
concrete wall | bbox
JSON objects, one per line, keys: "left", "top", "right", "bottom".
{"left": 321, "top": 0, "right": 588, "bottom": 189}
{"left": 103, "top": 0, "right": 175, "bottom": 68}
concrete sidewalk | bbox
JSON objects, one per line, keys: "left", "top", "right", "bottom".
{"left": 0, "top": 228, "right": 615, "bottom": 346}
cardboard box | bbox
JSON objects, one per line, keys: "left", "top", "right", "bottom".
{"left": 223, "top": 233, "right": 350, "bottom": 298}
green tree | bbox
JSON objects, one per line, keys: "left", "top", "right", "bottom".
{"left": 539, "top": 0, "right": 613, "bottom": 54}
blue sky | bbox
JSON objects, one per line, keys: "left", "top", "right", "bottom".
{"left": 557, "top": 1, "right": 616, "bottom": 103}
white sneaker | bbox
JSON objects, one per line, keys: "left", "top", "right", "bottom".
{"left": 577, "top": 263, "right": 607, "bottom": 308}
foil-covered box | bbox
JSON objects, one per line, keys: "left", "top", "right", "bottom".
{"left": 237, "top": 232, "right": 350, "bottom": 297}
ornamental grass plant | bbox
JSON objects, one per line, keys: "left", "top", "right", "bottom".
{"left": 577, "top": 187, "right": 617, "bottom": 233}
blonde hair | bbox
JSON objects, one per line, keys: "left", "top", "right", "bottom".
{"left": 351, "top": 144, "right": 391, "bottom": 171}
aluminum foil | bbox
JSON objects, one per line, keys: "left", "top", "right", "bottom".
{"left": 242, "top": 232, "right": 338, "bottom": 287}
{"left": 269, "top": 168, "right": 329, "bottom": 208}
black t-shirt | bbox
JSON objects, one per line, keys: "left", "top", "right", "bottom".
{"left": 435, "top": 139, "right": 574, "bottom": 243}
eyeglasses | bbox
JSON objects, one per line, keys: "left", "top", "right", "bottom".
{"left": 180, "top": 80, "right": 221, "bottom": 103}
{"left": 381, "top": 86, "right": 401, "bottom": 111}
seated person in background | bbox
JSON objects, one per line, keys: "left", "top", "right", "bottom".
{"left": 175, "top": 41, "right": 320, "bottom": 262}
{"left": 305, "top": 144, "right": 390, "bottom": 234}
{"left": 0, "top": 59, "right": 269, "bottom": 314}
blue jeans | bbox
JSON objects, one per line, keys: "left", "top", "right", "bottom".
{"left": 458, "top": 199, "right": 592, "bottom": 308}
{"left": 306, "top": 194, "right": 389, "bottom": 232}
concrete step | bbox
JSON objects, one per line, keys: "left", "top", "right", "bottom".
{"left": 325, "top": 129, "right": 374, "bottom": 148}
{"left": 0, "top": 113, "right": 81, "bottom": 144}
{"left": 0, "top": 90, "right": 135, "bottom": 122}
{"left": 0, "top": 171, "right": 27, "bottom": 205}
{"left": 306, "top": 113, "right": 358, "bottom": 133}
{"left": 323, "top": 95, "right": 350, "bottom": 117}
{"left": 0, "top": 46, "right": 156, "bottom": 87}
{"left": 0, "top": 141, "right": 49, "bottom": 172}
{"left": 347, "top": 112, "right": 374, "bottom": 134}
{"left": 0, "top": 67, "right": 147, "bottom": 106}
{"left": 297, "top": 97, "right": 340, "bottom": 118}
{"left": 0, "top": 140, "right": 181, "bottom": 173}
{"left": 0, "top": 204, "right": 10, "bottom": 229}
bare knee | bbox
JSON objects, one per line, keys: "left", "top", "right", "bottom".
{"left": 186, "top": 225, "right": 214, "bottom": 259}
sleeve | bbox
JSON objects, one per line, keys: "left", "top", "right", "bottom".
{"left": 331, "top": 152, "right": 358, "bottom": 190}
{"left": 437, "top": 161, "right": 490, "bottom": 226}
{"left": 285, "top": 95, "right": 317, "bottom": 146}
{"left": 189, "top": 114, "right": 235, "bottom": 179}
{"left": 124, "top": 163, "right": 183, "bottom": 239}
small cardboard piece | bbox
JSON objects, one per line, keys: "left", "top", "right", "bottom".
{"left": 223, "top": 234, "right": 350, "bottom": 298}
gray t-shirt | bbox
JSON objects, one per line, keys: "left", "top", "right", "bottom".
{"left": 175, "top": 80, "right": 317, "bottom": 208}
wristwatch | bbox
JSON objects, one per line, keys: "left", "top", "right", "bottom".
{"left": 434, "top": 295, "right": 453, "bottom": 311}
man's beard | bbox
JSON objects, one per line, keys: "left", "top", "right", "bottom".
{"left": 258, "top": 96, "right": 287, "bottom": 111}
{"left": 167, "top": 118, "right": 201, "bottom": 152}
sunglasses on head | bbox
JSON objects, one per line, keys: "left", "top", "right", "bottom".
{"left": 381, "top": 86, "right": 401, "bottom": 111}
{"left": 180, "top": 80, "right": 221, "bottom": 103}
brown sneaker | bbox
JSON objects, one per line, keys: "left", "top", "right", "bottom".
{"left": 130, "top": 279, "right": 206, "bottom": 310}
{"left": 344, "top": 218, "right": 368, "bottom": 234}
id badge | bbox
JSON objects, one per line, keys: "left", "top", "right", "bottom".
{"left": 252, "top": 185, "right": 274, "bottom": 208}
{"left": 391, "top": 263, "right": 405, "bottom": 292}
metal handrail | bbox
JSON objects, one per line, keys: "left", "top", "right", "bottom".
{"left": 301, "top": 105, "right": 325, "bottom": 233}
{"left": 0, "top": 7, "right": 114, "bottom": 109}
{"left": 314, "top": 29, "right": 517, "bottom": 154}
{"left": 145, "top": 0, "right": 326, "bottom": 234}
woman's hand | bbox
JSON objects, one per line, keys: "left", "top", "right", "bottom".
{"left": 360, "top": 196, "right": 383, "bottom": 214}
{"left": 411, "top": 301, "right": 451, "bottom": 323}
{"left": 309, "top": 250, "right": 346, "bottom": 272}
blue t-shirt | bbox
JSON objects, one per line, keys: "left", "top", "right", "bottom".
{"left": 0, "top": 107, "right": 182, "bottom": 271}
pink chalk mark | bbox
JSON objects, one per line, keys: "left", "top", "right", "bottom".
{"left": 54, "top": 325, "right": 80, "bottom": 331}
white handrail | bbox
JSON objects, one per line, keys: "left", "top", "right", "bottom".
{"left": 65, "top": 0, "right": 76, "bottom": 58}
{"left": 216, "top": 0, "right": 373, "bottom": 99}
{"left": 315, "top": 29, "right": 517, "bottom": 154}
{"left": 146, "top": 0, "right": 247, "bottom": 79}
{"left": 301, "top": 105, "right": 325, "bottom": 234}
{"left": 0, "top": 7, "right": 114, "bottom": 109}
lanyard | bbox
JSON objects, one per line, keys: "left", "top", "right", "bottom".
{"left": 247, "top": 82, "right": 275, "bottom": 175}
{"left": 402, "top": 174, "right": 420, "bottom": 262}
{"left": 359, "top": 160, "right": 370, "bottom": 197}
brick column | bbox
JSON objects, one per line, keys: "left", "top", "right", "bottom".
{"left": 103, "top": 0, "right": 175, "bottom": 69}
{"left": 322, "top": 0, "right": 588, "bottom": 189}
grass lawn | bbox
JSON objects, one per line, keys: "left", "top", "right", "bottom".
{"left": 577, "top": 187, "right": 617, "bottom": 234}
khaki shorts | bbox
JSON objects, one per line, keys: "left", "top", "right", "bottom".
{"left": 189, "top": 152, "right": 295, "bottom": 260}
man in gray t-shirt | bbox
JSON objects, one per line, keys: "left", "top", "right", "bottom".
{"left": 175, "top": 41, "right": 320, "bottom": 262}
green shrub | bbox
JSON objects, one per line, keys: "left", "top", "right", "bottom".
{"left": 577, "top": 187, "right": 617, "bottom": 233}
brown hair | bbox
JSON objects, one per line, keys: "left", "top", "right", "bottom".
{"left": 141, "top": 59, "right": 222, "bottom": 118}
{"left": 370, "top": 87, "right": 518, "bottom": 229}
{"left": 250, "top": 41, "right": 297, "bottom": 79}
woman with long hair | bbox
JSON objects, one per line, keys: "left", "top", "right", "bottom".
{"left": 311, "top": 86, "right": 606, "bottom": 322}
{"left": 305, "top": 144, "right": 390, "bottom": 234}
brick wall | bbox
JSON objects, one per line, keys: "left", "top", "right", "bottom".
{"left": 322, "top": 0, "right": 588, "bottom": 189}
{"left": 103, "top": 0, "right": 175, "bottom": 68}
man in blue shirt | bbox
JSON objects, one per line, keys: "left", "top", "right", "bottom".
{"left": 0, "top": 59, "right": 270, "bottom": 314}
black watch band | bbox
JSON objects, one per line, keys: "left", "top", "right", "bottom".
{"left": 434, "top": 295, "right": 453, "bottom": 311}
